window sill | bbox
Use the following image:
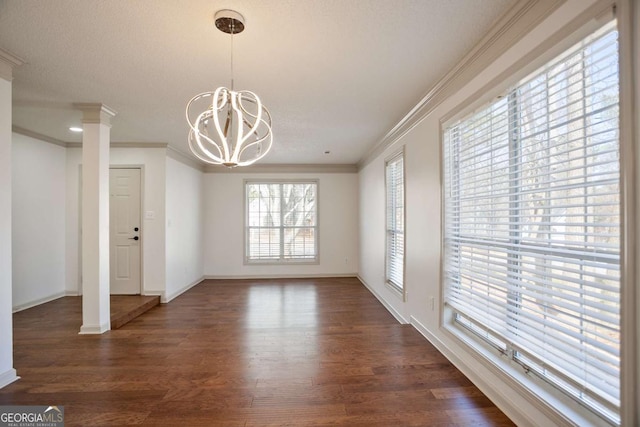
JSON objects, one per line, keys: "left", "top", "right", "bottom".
{"left": 441, "top": 307, "right": 618, "bottom": 427}
{"left": 385, "top": 280, "right": 405, "bottom": 302}
{"left": 244, "top": 259, "right": 320, "bottom": 266}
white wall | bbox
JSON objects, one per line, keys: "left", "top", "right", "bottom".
{"left": 0, "top": 74, "right": 17, "bottom": 388}
{"left": 166, "top": 157, "right": 204, "bottom": 301}
{"left": 359, "top": 133, "right": 440, "bottom": 325}
{"left": 204, "top": 172, "right": 359, "bottom": 278}
{"left": 12, "top": 133, "right": 66, "bottom": 310}
{"left": 358, "top": 1, "right": 622, "bottom": 426}
{"left": 66, "top": 146, "right": 167, "bottom": 296}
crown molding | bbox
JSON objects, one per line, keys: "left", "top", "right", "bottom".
{"left": 12, "top": 127, "right": 170, "bottom": 150}
{"left": 67, "top": 141, "right": 169, "bottom": 149}
{"left": 204, "top": 163, "right": 358, "bottom": 174}
{"left": 12, "top": 126, "right": 67, "bottom": 147}
{"left": 170, "top": 146, "right": 358, "bottom": 174}
{"left": 357, "top": 0, "right": 565, "bottom": 170}
{"left": 12, "top": 126, "right": 360, "bottom": 173}
{"left": 0, "top": 48, "right": 24, "bottom": 81}
{"left": 440, "top": 0, "right": 615, "bottom": 127}
{"left": 166, "top": 146, "right": 206, "bottom": 172}
{"left": 111, "top": 141, "right": 167, "bottom": 148}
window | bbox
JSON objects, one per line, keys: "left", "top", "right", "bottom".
{"left": 245, "top": 181, "right": 318, "bottom": 263}
{"left": 443, "top": 23, "right": 620, "bottom": 423}
{"left": 386, "top": 151, "right": 405, "bottom": 291}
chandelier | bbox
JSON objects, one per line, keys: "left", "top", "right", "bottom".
{"left": 186, "top": 10, "right": 273, "bottom": 167}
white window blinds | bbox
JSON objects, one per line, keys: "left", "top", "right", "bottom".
{"left": 246, "top": 182, "right": 318, "bottom": 262}
{"left": 443, "top": 23, "right": 620, "bottom": 422}
{"left": 386, "top": 152, "right": 405, "bottom": 289}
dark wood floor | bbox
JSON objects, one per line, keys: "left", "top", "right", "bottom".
{"left": 0, "top": 278, "right": 514, "bottom": 426}
{"left": 110, "top": 295, "right": 160, "bottom": 329}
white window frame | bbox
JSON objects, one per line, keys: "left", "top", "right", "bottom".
{"left": 441, "top": 20, "right": 625, "bottom": 425}
{"left": 385, "top": 149, "right": 406, "bottom": 297}
{"left": 244, "top": 179, "right": 319, "bottom": 264}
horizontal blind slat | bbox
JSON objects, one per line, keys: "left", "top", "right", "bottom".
{"left": 246, "top": 182, "right": 317, "bottom": 261}
{"left": 443, "top": 23, "right": 620, "bottom": 422}
{"left": 386, "top": 153, "right": 405, "bottom": 289}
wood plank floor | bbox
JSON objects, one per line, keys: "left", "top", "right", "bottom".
{"left": 110, "top": 295, "right": 161, "bottom": 329}
{"left": 0, "top": 278, "right": 514, "bottom": 426}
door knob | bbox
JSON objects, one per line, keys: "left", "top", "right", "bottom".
{"left": 128, "top": 236, "right": 139, "bottom": 241}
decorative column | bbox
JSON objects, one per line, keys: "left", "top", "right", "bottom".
{"left": 0, "top": 48, "right": 23, "bottom": 388}
{"left": 75, "top": 103, "right": 116, "bottom": 334}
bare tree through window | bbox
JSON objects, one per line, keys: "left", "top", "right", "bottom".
{"left": 443, "top": 23, "right": 621, "bottom": 423}
{"left": 246, "top": 182, "right": 318, "bottom": 262}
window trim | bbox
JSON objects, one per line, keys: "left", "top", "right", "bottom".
{"left": 440, "top": 4, "right": 616, "bottom": 128}
{"left": 243, "top": 179, "right": 320, "bottom": 265}
{"left": 439, "top": 15, "right": 628, "bottom": 426}
{"left": 384, "top": 148, "right": 406, "bottom": 300}
{"left": 616, "top": 1, "right": 639, "bottom": 426}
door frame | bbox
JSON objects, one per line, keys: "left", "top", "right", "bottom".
{"left": 109, "top": 165, "right": 144, "bottom": 295}
{"left": 77, "top": 164, "right": 145, "bottom": 295}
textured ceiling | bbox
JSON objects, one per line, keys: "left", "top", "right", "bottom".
{"left": 0, "top": 0, "right": 513, "bottom": 165}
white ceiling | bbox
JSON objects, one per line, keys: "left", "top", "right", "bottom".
{"left": 0, "top": 0, "right": 513, "bottom": 165}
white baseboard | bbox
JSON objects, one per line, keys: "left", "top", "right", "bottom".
{"left": 164, "top": 276, "right": 205, "bottom": 303}
{"left": 409, "top": 316, "right": 571, "bottom": 427}
{"left": 0, "top": 368, "right": 19, "bottom": 389}
{"left": 203, "top": 273, "right": 358, "bottom": 280}
{"left": 65, "top": 291, "right": 80, "bottom": 296}
{"left": 12, "top": 291, "right": 66, "bottom": 313}
{"left": 353, "top": 279, "right": 576, "bottom": 425}
{"left": 78, "top": 322, "right": 110, "bottom": 334}
{"left": 357, "top": 275, "right": 409, "bottom": 324}
{"left": 143, "top": 290, "right": 166, "bottom": 303}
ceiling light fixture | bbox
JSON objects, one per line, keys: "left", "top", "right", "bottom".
{"left": 186, "top": 9, "right": 272, "bottom": 167}
{"left": 69, "top": 127, "right": 83, "bottom": 132}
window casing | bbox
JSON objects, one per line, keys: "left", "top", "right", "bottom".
{"left": 386, "top": 151, "right": 405, "bottom": 291}
{"left": 443, "top": 22, "right": 621, "bottom": 423}
{"left": 245, "top": 181, "right": 318, "bottom": 263}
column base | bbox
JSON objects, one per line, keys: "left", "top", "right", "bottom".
{"left": 0, "top": 368, "right": 19, "bottom": 389}
{"left": 78, "top": 322, "right": 110, "bottom": 334}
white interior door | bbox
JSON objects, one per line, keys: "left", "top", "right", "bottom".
{"left": 110, "top": 168, "right": 141, "bottom": 294}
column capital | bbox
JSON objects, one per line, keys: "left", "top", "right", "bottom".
{"left": 0, "top": 48, "right": 24, "bottom": 81}
{"left": 74, "top": 103, "right": 117, "bottom": 126}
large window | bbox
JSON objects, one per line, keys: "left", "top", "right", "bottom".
{"left": 245, "top": 181, "right": 318, "bottom": 263}
{"left": 443, "top": 23, "right": 620, "bottom": 423}
{"left": 386, "top": 151, "right": 405, "bottom": 291}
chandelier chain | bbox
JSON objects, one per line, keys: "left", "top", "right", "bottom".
{"left": 230, "top": 21, "right": 234, "bottom": 91}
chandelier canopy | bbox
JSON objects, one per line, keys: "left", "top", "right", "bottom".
{"left": 186, "top": 10, "right": 273, "bottom": 168}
